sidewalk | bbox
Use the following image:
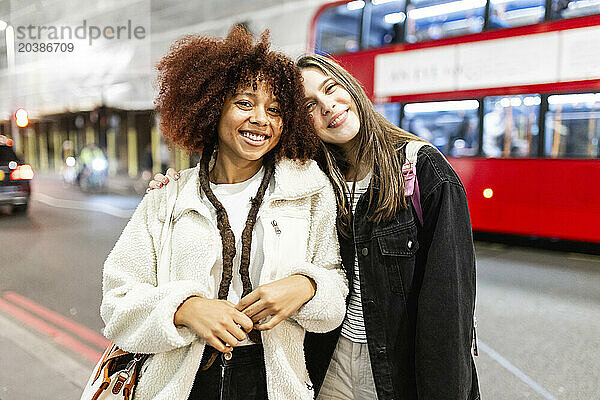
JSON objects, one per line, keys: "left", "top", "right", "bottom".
{"left": 0, "top": 312, "right": 93, "bottom": 400}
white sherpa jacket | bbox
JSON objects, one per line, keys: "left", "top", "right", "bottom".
{"left": 101, "top": 159, "right": 348, "bottom": 400}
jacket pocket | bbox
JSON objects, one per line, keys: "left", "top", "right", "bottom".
{"left": 376, "top": 227, "right": 419, "bottom": 295}
{"left": 269, "top": 215, "right": 310, "bottom": 279}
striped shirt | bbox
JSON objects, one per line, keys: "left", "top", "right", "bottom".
{"left": 340, "top": 171, "right": 372, "bottom": 343}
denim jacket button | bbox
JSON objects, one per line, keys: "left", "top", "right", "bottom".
{"left": 407, "top": 240, "right": 413, "bottom": 249}
{"left": 361, "top": 247, "right": 369, "bottom": 256}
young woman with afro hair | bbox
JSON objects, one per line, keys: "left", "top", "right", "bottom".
{"left": 100, "top": 26, "right": 348, "bottom": 400}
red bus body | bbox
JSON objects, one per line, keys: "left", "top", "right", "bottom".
{"left": 450, "top": 157, "right": 600, "bottom": 243}
{"left": 311, "top": 5, "right": 600, "bottom": 244}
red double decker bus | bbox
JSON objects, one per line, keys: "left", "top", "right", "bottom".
{"left": 309, "top": 0, "right": 600, "bottom": 247}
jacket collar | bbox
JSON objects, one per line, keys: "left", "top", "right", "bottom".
{"left": 170, "top": 165, "right": 210, "bottom": 220}
{"left": 171, "top": 159, "right": 328, "bottom": 218}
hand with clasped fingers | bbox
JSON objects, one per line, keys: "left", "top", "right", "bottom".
{"left": 237, "top": 274, "right": 316, "bottom": 331}
{"left": 174, "top": 296, "right": 253, "bottom": 352}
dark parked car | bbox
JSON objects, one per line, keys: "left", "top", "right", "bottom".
{"left": 0, "top": 143, "right": 33, "bottom": 213}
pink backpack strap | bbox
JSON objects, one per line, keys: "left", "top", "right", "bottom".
{"left": 402, "top": 161, "right": 423, "bottom": 226}
{"left": 402, "top": 141, "right": 430, "bottom": 226}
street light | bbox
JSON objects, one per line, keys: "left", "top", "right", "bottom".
{"left": 15, "top": 108, "right": 29, "bottom": 128}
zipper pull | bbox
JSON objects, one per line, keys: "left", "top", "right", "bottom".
{"left": 220, "top": 355, "right": 226, "bottom": 400}
{"left": 271, "top": 220, "right": 281, "bottom": 234}
{"left": 472, "top": 316, "right": 478, "bottom": 357}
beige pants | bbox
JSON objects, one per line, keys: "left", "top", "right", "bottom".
{"left": 317, "top": 336, "right": 379, "bottom": 400}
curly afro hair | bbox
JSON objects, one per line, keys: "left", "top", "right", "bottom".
{"left": 155, "top": 26, "right": 318, "bottom": 161}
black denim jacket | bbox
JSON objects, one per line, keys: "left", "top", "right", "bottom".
{"left": 305, "top": 145, "right": 480, "bottom": 400}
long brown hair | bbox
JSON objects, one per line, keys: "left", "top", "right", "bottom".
{"left": 296, "top": 54, "right": 424, "bottom": 236}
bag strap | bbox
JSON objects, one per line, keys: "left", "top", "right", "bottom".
{"left": 402, "top": 141, "right": 430, "bottom": 226}
{"left": 158, "top": 179, "right": 179, "bottom": 285}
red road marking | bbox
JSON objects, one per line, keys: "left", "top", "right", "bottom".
{"left": 3, "top": 291, "right": 110, "bottom": 349}
{"left": 0, "top": 297, "right": 102, "bottom": 362}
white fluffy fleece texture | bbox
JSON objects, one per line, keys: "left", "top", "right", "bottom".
{"left": 100, "top": 159, "right": 348, "bottom": 400}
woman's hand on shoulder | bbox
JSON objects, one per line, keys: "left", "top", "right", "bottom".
{"left": 236, "top": 275, "right": 316, "bottom": 331}
{"left": 174, "top": 296, "right": 254, "bottom": 352}
{"left": 146, "top": 168, "right": 181, "bottom": 193}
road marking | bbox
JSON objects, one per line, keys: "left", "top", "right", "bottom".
{"left": 33, "top": 192, "right": 134, "bottom": 219}
{"left": 0, "top": 297, "right": 102, "bottom": 362}
{"left": 3, "top": 291, "right": 110, "bottom": 349}
{"left": 479, "top": 340, "right": 558, "bottom": 400}
{"left": 0, "top": 312, "right": 91, "bottom": 389}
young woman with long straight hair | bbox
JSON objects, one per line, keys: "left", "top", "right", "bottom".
{"left": 103, "top": 29, "right": 347, "bottom": 400}
{"left": 297, "top": 54, "right": 479, "bottom": 400}
{"left": 151, "top": 54, "right": 479, "bottom": 400}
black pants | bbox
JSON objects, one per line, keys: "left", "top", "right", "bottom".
{"left": 188, "top": 345, "right": 267, "bottom": 400}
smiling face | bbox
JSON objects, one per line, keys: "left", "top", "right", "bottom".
{"left": 301, "top": 67, "right": 361, "bottom": 148}
{"left": 216, "top": 80, "right": 283, "bottom": 172}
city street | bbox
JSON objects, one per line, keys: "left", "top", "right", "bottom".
{"left": 0, "top": 177, "right": 598, "bottom": 400}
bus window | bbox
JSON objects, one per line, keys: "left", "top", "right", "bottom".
{"left": 488, "top": 0, "right": 545, "bottom": 29}
{"left": 314, "top": 1, "right": 364, "bottom": 54}
{"left": 545, "top": 93, "right": 600, "bottom": 158}
{"left": 483, "top": 95, "right": 540, "bottom": 157}
{"left": 367, "top": 0, "right": 407, "bottom": 48}
{"left": 401, "top": 100, "right": 480, "bottom": 156}
{"left": 551, "top": 0, "right": 600, "bottom": 19}
{"left": 375, "top": 102, "right": 401, "bottom": 126}
{"left": 405, "top": 0, "right": 486, "bottom": 43}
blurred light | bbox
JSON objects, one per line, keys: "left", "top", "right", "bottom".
{"left": 66, "top": 156, "right": 76, "bottom": 167}
{"left": 504, "top": 5, "right": 545, "bottom": 20}
{"left": 548, "top": 93, "right": 600, "bottom": 105}
{"left": 483, "top": 188, "right": 493, "bottom": 198}
{"left": 454, "top": 139, "right": 466, "bottom": 149}
{"left": 510, "top": 97, "right": 522, "bottom": 107}
{"left": 442, "top": 18, "right": 473, "bottom": 32}
{"left": 92, "top": 158, "right": 107, "bottom": 171}
{"left": 15, "top": 108, "right": 29, "bottom": 128}
{"left": 565, "top": 0, "right": 599, "bottom": 9}
{"left": 384, "top": 12, "right": 406, "bottom": 24}
{"left": 11, "top": 164, "right": 34, "bottom": 180}
{"left": 8, "top": 161, "right": 17, "bottom": 169}
{"left": 75, "top": 115, "right": 85, "bottom": 129}
{"left": 347, "top": 1, "right": 365, "bottom": 11}
{"left": 404, "top": 100, "right": 479, "bottom": 113}
{"left": 408, "top": 0, "right": 487, "bottom": 20}
{"left": 373, "top": 0, "right": 399, "bottom": 4}
{"left": 6, "top": 138, "right": 13, "bottom": 146}
{"left": 500, "top": 97, "right": 511, "bottom": 108}
{"left": 0, "top": 20, "right": 7, "bottom": 31}
{"left": 523, "top": 96, "right": 541, "bottom": 106}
